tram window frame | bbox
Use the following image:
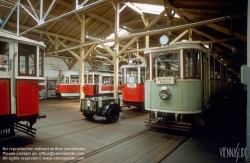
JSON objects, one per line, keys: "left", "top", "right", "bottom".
{"left": 18, "top": 43, "right": 37, "bottom": 76}
{"left": 126, "top": 67, "right": 138, "bottom": 83}
{"left": 153, "top": 50, "right": 180, "bottom": 79}
{"left": 214, "top": 59, "right": 220, "bottom": 80}
{"left": 88, "top": 75, "right": 93, "bottom": 84}
{"left": 183, "top": 49, "right": 201, "bottom": 80}
{"left": 145, "top": 54, "right": 151, "bottom": 80}
{"left": 222, "top": 66, "right": 227, "bottom": 81}
{"left": 210, "top": 56, "right": 214, "bottom": 80}
{"left": 102, "top": 76, "right": 111, "bottom": 85}
{"left": 64, "top": 76, "right": 69, "bottom": 84}
{"left": 39, "top": 48, "right": 44, "bottom": 77}
{"left": 70, "top": 75, "right": 79, "bottom": 83}
{"left": 94, "top": 74, "right": 99, "bottom": 84}
{"left": 140, "top": 67, "right": 146, "bottom": 84}
{"left": 0, "top": 41, "right": 9, "bottom": 72}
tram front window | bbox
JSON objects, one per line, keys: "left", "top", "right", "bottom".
{"left": 127, "top": 68, "right": 138, "bottom": 83}
{"left": 184, "top": 49, "right": 201, "bottom": 79}
{"left": 18, "top": 43, "right": 36, "bottom": 76}
{"left": 154, "top": 52, "right": 180, "bottom": 79}
{"left": 0, "top": 41, "right": 9, "bottom": 72}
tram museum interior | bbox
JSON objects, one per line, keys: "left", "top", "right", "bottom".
{"left": 0, "top": 0, "right": 249, "bottom": 163}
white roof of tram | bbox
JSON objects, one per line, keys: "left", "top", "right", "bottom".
{"left": 0, "top": 30, "right": 45, "bottom": 47}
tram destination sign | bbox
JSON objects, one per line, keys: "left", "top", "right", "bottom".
{"left": 156, "top": 77, "right": 174, "bottom": 84}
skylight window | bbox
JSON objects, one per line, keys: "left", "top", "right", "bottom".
{"left": 125, "top": 2, "right": 180, "bottom": 18}
{"left": 132, "top": 3, "right": 164, "bottom": 15}
{"left": 103, "top": 28, "right": 129, "bottom": 47}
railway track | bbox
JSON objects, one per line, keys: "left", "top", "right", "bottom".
{"left": 68, "top": 128, "right": 187, "bottom": 163}
{"left": 1, "top": 99, "right": 187, "bottom": 162}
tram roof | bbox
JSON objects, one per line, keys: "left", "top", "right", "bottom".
{"left": 120, "top": 63, "right": 146, "bottom": 69}
{"left": 144, "top": 41, "right": 211, "bottom": 54}
{"left": 59, "top": 70, "right": 79, "bottom": 75}
{"left": 0, "top": 30, "right": 45, "bottom": 48}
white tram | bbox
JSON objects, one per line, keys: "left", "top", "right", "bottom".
{"left": 144, "top": 41, "right": 229, "bottom": 130}
{"left": 0, "top": 31, "right": 46, "bottom": 137}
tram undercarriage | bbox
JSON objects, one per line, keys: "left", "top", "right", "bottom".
{"left": 144, "top": 111, "right": 204, "bottom": 132}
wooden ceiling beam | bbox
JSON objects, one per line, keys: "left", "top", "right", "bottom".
{"left": 82, "top": 44, "right": 97, "bottom": 61}
{"left": 56, "top": 0, "right": 74, "bottom": 9}
{"left": 56, "top": 38, "right": 82, "bottom": 61}
{"left": 173, "top": 0, "right": 221, "bottom": 6}
{"left": 87, "top": 12, "right": 114, "bottom": 26}
{"left": 206, "top": 23, "right": 246, "bottom": 42}
{"left": 192, "top": 28, "right": 246, "bottom": 62}
{"left": 7, "top": 22, "right": 80, "bottom": 42}
{"left": 46, "top": 16, "right": 232, "bottom": 55}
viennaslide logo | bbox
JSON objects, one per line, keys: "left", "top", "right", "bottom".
{"left": 219, "top": 143, "right": 247, "bottom": 162}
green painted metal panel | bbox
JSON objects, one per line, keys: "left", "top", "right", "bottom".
{"left": 182, "top": 81, "right": 203, "bottom": 112}
{"left": 145, "top": 80, "right": 203, "bottom": 113}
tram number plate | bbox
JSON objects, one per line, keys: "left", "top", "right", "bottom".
{"left": 156, "top": 77, "right": 174, "bottom": 84}
{"left": 87, "top": 101, "right": 90, "bottom": 106}
{"left": 160, "top": 101, "right": 172, "bottom": 107}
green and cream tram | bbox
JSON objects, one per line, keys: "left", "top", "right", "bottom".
{"left": 144, "top": 41, "right": 228, "bottom": 130}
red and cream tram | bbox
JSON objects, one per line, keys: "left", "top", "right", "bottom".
{"left": 0, "top": 30, "right": 46, "bottom": 137}
{"left": 55, "top": 70, "right": 122, "bottom": 97}
{"left": 84, "top": 70, "right": 122, "bottom": 97}
{"left": 120, "top": 62, "right": 146, "bottom": 109}
{"left": 56, "top": 70, "right": 80, "bottom": 97}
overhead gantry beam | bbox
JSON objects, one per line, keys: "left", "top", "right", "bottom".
{"left": 46, "top": 15, "right": 234, "bottom": 56}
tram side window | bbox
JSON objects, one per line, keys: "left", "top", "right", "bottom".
{"left": 0, "top": 41, "right": 9, "bottom": 72}
{"left": 184, "top": 49, "right": 201, "bottom": 79}
{"left": 64, "top": 76, "right": 69, "bottom": 84}
{"left": 39, "top": 48, "right": 44, "bottom": 77}
{"left": 145, "top": 55, "right": 150, "bottom": 80}
{"left": 210, "top": 56, "right": 214, "bottom": 80}
{"left": 18, "top": 43, "right": 36, "bottom": 76}
{"left": 118, "top": 77, "right": 122, "bottom": 85}
{"left": 94, "top": 74, "right": 99, "bottom": 84}
{"left": 84, "top": 75, "right": 87, "bottom": 83}
{"left": 141, "top": 67, "right": 145, "bottom": 83}
{"left": 214, "top": 60, "right": 220, "bottom": 80}
{"left": 70, "top": 75, "right": 79, "bottom": 83}
{"left": 88, "top": 75, "right": 93, "bottom": 84}
{"left": 48, "top": 81, "right": 55, "bottom": 89}
{"left": 154, "top": 52, "right": 180, "bottom": 79}
{"left": 102, "top": 76, "right": 110, "bottom": 85}
{"left": 222, "top": 66, "right": 227, "bottom": 81}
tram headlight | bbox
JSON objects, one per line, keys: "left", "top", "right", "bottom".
{"left": 159, "top": 86, "right": 171, "bottom": 100}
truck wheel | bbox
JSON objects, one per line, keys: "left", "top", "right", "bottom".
{"left": 83, "top": 113, "right": 94, "bottom": 119}
{"left": 106, "top": 106, "right": 119, "bottom": 123}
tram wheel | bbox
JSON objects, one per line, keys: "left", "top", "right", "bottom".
{"left": 106, "top": 106, "right": 120, "bottom": 123}
{"left": 83, "top": 113, "right": 94, "bottom": 119}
